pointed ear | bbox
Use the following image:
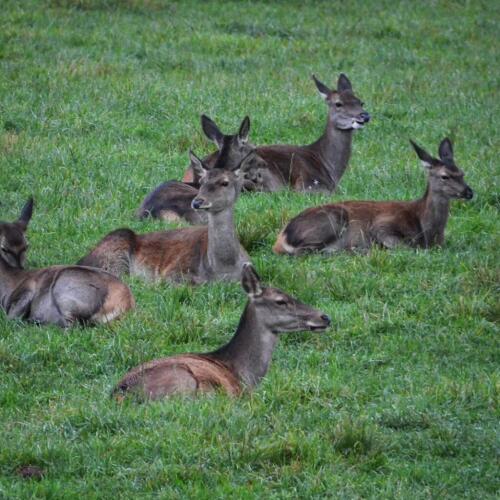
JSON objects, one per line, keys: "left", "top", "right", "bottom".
{"left": 17, "top": 197, "right": 34, "bottom": 230}
{"left": 312, "top": 74, "right": 331, "bottom": 100}
{"left": 438, "top": 138, "right": 454, "bottom": 162}
{"left": 201, "top": 114, "right": 224, "bottom": 148}
{"left": 189, "top": 150, "right": 208, "bottom": 180}
{"left": 337, "top": 73, "right": 352, "bottom": 92}
{"left": 241, "top": 263, "right": 263, "bottom": 298}
{"left": 234, "top": 149, "right": 255, "bottom": 177}
{"left": 238, "top": 116, "right": 250, "bottom": 144}
{"left": 410, "top": 140, "right": 437, "bottom": 169}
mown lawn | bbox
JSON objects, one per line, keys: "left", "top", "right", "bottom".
{"left": 1, "top": 0, "right": 498, "bottom": 497}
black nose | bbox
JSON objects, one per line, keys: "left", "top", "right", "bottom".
{"left": 321, "top": 314, "right": 331, "bottom": 325}
{"left": 191, "top": 198, "right": 203, "bottom": 209}
{"left": 360, "top": 112, "right": 370, "bottom": 123}
{"left": 463, "top": 187, "right": 474, "bottom": 200}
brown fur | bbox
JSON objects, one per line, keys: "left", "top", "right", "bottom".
{"left": 113, "top": 354, "right": 241, "bottom": 400}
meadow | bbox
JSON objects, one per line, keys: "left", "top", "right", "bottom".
{"left": 0, "top": 0, "right": 499, "bottom": 497}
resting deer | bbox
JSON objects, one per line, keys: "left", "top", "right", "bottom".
{"left": 273, "top": 138, "right": 473, "bottom": 255}
{"left": 112, "top": 263, "right": 331, "bottom": 400}
{"left": 79, "top": 152, "right": 250, "bottom": 284}
{"left": 182, "top": 73, "right": 370, "bottom": 193}
{"left": 0, "top": 199, "right": 134, "bottom": 327}
{"left": 137, "top": 115, "right": 268, "bottom": 225}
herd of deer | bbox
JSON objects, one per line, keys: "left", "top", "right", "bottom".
{"left": 1, "top": 73, "right": 473, "bottom": 401}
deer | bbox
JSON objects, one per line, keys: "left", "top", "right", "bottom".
{"left": 273, "top": 138, "right": 473, "bottom": 255}
{"left": 0, "top": 199, "right": 134, "bottom": 327}
{"left": 182, "top": 73, "right": 370, "bottom": 193}
{"left": 112, "top": 263, "right": 331, "bottom": 400}
{"left": 79, "top": 152, "right": 250, "bottom": 284}
{"left": 137, "top": 115, "right": 269, "bottom": 225}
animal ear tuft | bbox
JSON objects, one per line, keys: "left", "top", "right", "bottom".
{"left": 438, "top": 137, "right": 454, "bottom": 162}
{"left": 201, "top": 114, "right": 224, "bottom": 148}
{"left": 410, "top": 140, "right": 437, "bottom": 169}
{"left": 312, "top": 74, "right": 331, "bottom": 100}
{"left": 337, "top": 73, "right": 352, "bottom": 92}
{"left": 238, "top": 116, "right": 250, "bottom": 143}
{"left": 241, "top": 263, "right": 263, "bottom": 298}
{"left": 18, "top": 197, "right": 34, "bottom": 230}
{"left": 189, "top": 150, "right": 208, "bottom": 179}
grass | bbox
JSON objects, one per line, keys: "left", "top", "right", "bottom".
{"left": 0, "top": 0, "right": 499, "bottom": 497}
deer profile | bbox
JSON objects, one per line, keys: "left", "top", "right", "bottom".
{"left": 79, "top": 152, "right": 250, "bottom": 284}
{"left": 112, "top": 263, "right": 331, "bottom": 400}
{"left": 0, "top": 199, "right": 134, "bottom": 327}
{"left": 182, "top": 73, "right": 370, "bottom": 193}
{"left": 274, "top": 138, "right": 473, "bottom": 255}
{"left": 137, "top": 115, "right": 268, "bottom": 225}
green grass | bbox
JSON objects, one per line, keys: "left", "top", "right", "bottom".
{"left": 1, "top": 0, "right": 499, "bottom": 497}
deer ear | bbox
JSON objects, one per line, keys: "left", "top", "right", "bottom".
{"left": 238, "top": 116, "right": 250, "bottom": 144}
{"left": 189, "top": 150, "right": 208, "bottom": 180}
{"left": 241, "top": 263, "right": 263, "bottom": 298}
{"left": 201, "top": 114, "right": 224, "bottom": 148}
{"left": 312, "top": 74, "right": 331, "bottom": 100}
{"left": 18, "top": 197, "right": 34, "bottom": 230}
{"left": 337, "top": 73, "right": 352, "bottom": 92}
{"left": 410, "top": 140, "right": 437, "bottom": 169}
{"left": 438, "top": 138, "right": 454, "bottom": 162}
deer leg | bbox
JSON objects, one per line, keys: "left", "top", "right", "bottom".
{"left": 6, "top": 289, "right": 34, "bottom": 319}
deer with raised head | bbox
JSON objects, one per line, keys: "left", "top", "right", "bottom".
{"left": 182, "top": 73, "right": 370, "bottom": 193}
{"left": 273, "top": 138, "right": 473, "bottom": 255}
{"left": 137, "top": 115, "right": 268, "bottom": 225}
{"left": 112, "top": 263, "right": 331, "bottom": 400}
{"left": 79, "top": 152, "right": 250, "bottom": 284}
{"left": 0, "top": 199, "right": 134, "bottom": 327}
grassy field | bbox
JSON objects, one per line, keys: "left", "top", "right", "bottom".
{"left": 1, "top": 0, "right": 499, "bottom": 497}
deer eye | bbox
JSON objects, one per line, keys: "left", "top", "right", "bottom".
{"left": 441, "top": 175, "right": 450, "bottom": 180}
{"left": 221, "top": 180, "right": 229, "bottom": 187}
{"left": 335, "top": 102, "right": 343, "bottom": 108}
{"left": 275, "top": 299, "right": 287, "bottom": 306}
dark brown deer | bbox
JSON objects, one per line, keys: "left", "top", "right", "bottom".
{"left": 273, "top": 138, "right": 473, "bottom": 254}
{"left": 112, "top": 263, "right": 331, "bottom": 400}
{"left": 0, "top": 199, "right": 134, "bottom": 327}
{"left": 79, "top": 152, "right": 250, "bottom": 284}
{"left": 137, "top": 115, "right": 268, "bottom": 225}
{"left": 183, "top": 73, "right": 370, "bottom": 192}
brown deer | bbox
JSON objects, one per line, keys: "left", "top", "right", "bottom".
{"left": 137, "top": 115, "right": 268, "bottom": 225}
{"left": 182, "top": 73, "right": 370, "bottom": 192}
{"left": 112, "top": 263, "right": 331, "bottom": 400}
{"left": 0, "top": 199, "right": 134, "bottom": 327}
{"left": 273, "top": 138, "right": 473, "bottom": 255}
{"left": 79, "top": 152, "right": 250, "bottom": 284}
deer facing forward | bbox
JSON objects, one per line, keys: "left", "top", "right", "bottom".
{"left": 274, "top": 138, "right": 473, "bottom": 255}
{"left": 79, "top": 152, "right": 250, "bottom": 284}
{"left": 112, "top": 263, "right": 331, "bottom": 400}
{"left": 0, "top": 199, "right": 134, "bottom": 327}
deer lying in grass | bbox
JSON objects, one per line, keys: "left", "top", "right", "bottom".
{"left": 137, "top": 115, "right": 269, "bottom": 225}
{"left": 0, "top": 199, "right": 134, "bottom": 327}
{"left": 273, "top": 138, "right": 473, "bottom": 255}
{"left": 182, "top": 73, "right": 370, "bottom": 193}
{"left": 79, "top": 153, "right": 250, "bottom": 284}
{"left": 112, "top": 263, "right": 331, "bottom": 400}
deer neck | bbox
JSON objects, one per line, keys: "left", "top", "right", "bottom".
{"left": 206, "top": 206, "right": 241, "bottom": 272}
{"left": 210, "top": 303, "right": 278, "bottom": 388}
{"left": 314, "top": 117, "right": 353, "bottom": 185}
{"left": 418, "top": 183, "right": 450, "bottom": 246}
{"left": 0, "top": 259, "right": 24, "bottom": 309}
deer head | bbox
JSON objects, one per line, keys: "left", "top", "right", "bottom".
{"left": 190, "top": 151, "right": 243, "bottom": 212}
{"left": 241, "top": 263, "right": 331, "bottom": 334}
{"left": 410, "top": 138, "right": 473, "bottom": 200}
{"left": 201, "top": 115, "right": 256, "bottom": 170}
{"left": 0, "top": 197, "right": 33, "bottom": 269}
{"left": 312, "top": 73, "right": 370, "bottom": 130}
